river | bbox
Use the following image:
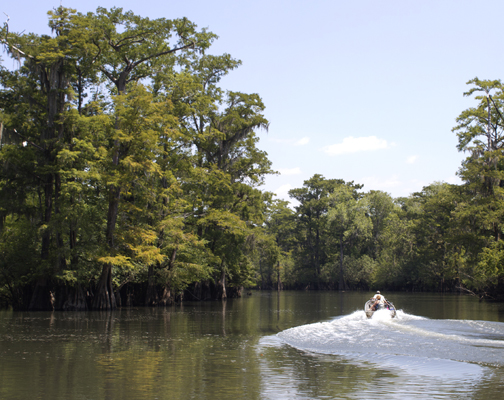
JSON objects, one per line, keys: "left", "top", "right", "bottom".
{"left": 1, "top": 291, "right": 504, "bottom": 399}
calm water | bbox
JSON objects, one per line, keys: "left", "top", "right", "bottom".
{"left": 1, "top": 291, "right": 504, "bottom": 399}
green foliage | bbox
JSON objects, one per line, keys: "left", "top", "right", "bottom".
{"left": 343, "top": 255, "right": 378, "bottom": 289}
{"left": 0, "top": 5, "right": 275, "bottom": 309}
{"left": 288, "top": 175, "right": 344, "bottom": 288}
{"left": 0, "top": 216, "right": 39, "bottom": 308}
{"left": 327, "top": 184, "right": 372, "bottom": 290}
{"left": 3, "top": 6, "right": 504, "bottom": 307}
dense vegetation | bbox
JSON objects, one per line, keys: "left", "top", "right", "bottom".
{"left": 1, "top": 8, "right": 503, "bottom": 310}
{"left": 265, "top": 78, "right": 504, "bottom": 301}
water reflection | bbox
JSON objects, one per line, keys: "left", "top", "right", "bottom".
{"left": 1, "top": 292, "right": 504, "bottom": 399}
{"left": 259, "top": 336, "right": 488, "bottom": 399}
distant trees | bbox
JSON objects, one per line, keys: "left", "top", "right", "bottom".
{"left": 327, "top": 185, "right": 371, "bottom": 290}
{"left": 266, "top": 175, "right": 503, "bottom": 299}
{"left": 264, "top": 80, "right": 504, "bottom": 298}
{"left": 287, "top": 175, "right": 345, "bottom": 289}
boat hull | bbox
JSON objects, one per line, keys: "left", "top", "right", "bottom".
{"left": 364, "top": 299, "right": 397, "bottom": 318}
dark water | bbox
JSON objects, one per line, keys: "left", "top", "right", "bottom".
{"left": 1, "top": 291, "right": 504, "bottom": 399}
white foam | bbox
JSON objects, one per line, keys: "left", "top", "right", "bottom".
{"left": 277, "top": 310, "right": 504, "bottom": 367}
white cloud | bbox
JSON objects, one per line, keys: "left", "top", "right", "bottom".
{"left": 273, "top": 184, "right": 300, "bottom": 208}
{"left": 274, "top": 183, "right": 293, "bottom": 200}
{"left": 407, "top": 155, "right": 419, "bottom": 164}
{"left": 446, "top": 175, "right": 463, "bottom": 185}
{"left": 277, "top": 167, "right": 302, "bottom": 175}
{"left": 323, "top": 136, "right": 392, "bottom": 155}
{"left": 294, "top": 137, "right": 310, "bottom": 146}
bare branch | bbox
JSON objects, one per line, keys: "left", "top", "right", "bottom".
{"left": 132, "top": 41, "right": 195, "bottom": 69}
{"left": 97, "top": 65, "right": 116, "bottom": 84}
{"left": 11, "top": 129, "right": 44, "bottom": 152}
{"left": 488, "top": 94, "right": 504, "bottom": 124}
{"left": 113, "top": 31, "right": 151, "bottom": 48}
{"left": 1, "top": 13, "right": 34, "bottom": 60}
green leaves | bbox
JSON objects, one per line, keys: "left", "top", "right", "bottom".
{"left": 0, "top": 5, "right": 277, "bottom": 308}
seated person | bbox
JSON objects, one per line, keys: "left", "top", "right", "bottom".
{"left": 371, "top": 295, "right": 384, "bottom": 311}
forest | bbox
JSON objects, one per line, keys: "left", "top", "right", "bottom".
{"left": 1, "top": 6, "right": 503, "bottom": 311}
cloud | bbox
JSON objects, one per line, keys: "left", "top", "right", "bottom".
{"left": 294, "top": 137, "right": 310, "bottom": 146}
{"left": 446, "top": 175, "right": 463, "bottom": 185}
{"left": 277, "top": 167, "right": 302, "bottom": 175}
{"left": 274, "top": 183, "right": 293, "bottom": 200}
{"left": 407, "top": 155, "right": 419, "bottom": 164}
{"left": 323, "top": 136, "right": 392, "bottom": 155}
{"left": 273, "top": 184, "right": 300, "bottom": 208}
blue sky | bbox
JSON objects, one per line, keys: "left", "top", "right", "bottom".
{"left": 3, "top": 0, "right": 504, "bottom": 202}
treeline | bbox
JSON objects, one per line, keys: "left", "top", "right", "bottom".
{"left": 1, "top": 8, "right": 503, "bottom": 311}
{"left": 261, "top": 78, "right": 504, "bottom": 301}
{"left": 0, "top": 6, "right": 275, "bottom": 310}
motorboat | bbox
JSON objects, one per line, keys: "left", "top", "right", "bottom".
{"left": 364, "top": 299, "right": 397, "bottom": 318}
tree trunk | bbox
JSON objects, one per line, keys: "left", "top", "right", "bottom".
{"left": 40, "top": 172, "right": 54, "bottom": 261}
{"left": 106, "top": 187, "right": 121, "bottom": 248}
{"left": 145, "top": 265, "right": 159, "bottom": 306}
{"left": 277, "top": 261, "right": 283, "bottom": 291}
{"left": 315, "top": 227, "right": 321, "bottom": 290}
{"left": 339, "top": 235, "right": 344, "bottom": 291}
{"left": 216, "top": 267, "right": 227, "bottom": 300}
{"left": 259, "top": 259, "right": 265, "bottom": 289}
{"left": 92, "top": 183, "right": 120, "bottom": 309}
{"left": 30, "top": 172, "right": 55, "bottom": 311}
{"left": 92, "top": 264, "right": 116, "bottom": 310}
{"left": 159, "top": 283, "right": 173, "bottom": 306}
{"left": 55, "top": 284, "right": 88, "bottom": 311}
{"left": 54, "top": 173, "right": 67, "bottom": 271}
{"left": 28, "top": 278, "right": 54, "bottom": 311}
{"left": 29, "top": 59, "right": 70, "bottom": 311}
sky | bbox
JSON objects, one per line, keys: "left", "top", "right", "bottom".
{"left": 2, "top": 0, "right": 504, "bottom": 204}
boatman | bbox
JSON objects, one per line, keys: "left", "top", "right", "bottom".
{"left": 372, "top": 291, "right": 386, "bottom": 304}
{"left": 371, "top": 291, "right": 387, "bottom": 310}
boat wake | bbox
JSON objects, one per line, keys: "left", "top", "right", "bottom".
{"left": 257, "top": 309, "right": 504, "bottom": 399}
{"left": 276, "top": 309, "right": 504, "bottom": 367}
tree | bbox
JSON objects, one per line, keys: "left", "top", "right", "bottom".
{"left": 0, "top": 6, "right": 89, "bottom": 309}
{"left": 192, "top": 92, "right": 271, "bottom": 298}
{"left": 70, "top": 7, "right": 216, "bottom": 309}
{"left": 327, "top": 185, "right": 372, "bottom": 290}
{"left": 453, "top": 78, "right": 504, "bottom": 242}
{"left": 364, "top": 190, "right": 395, "bottom": 259}
{"left": 373, "top": 207, "right": 416, "bottom": 290}
{"left": 0, "top": 6, "right": 275, "bottom": 309}
{"left": 262, "top": 197, "right": 296, "bottom": 290}
{"left": 288, "top": 175, "right": 349, "bottom": 289}
{"left": 452, "top": 78, "right": 504, "bottom": 298}
{"left": 410, "top": 183, "right": 460, "bottom": 291}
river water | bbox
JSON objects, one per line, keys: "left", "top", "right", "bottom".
{"left": 1, "top": 291, "right": 504, "bottom": 399}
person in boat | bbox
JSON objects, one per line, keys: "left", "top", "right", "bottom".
{"left": 370, "top": 291, "right": 391, "bottom": 311}
{"left": 371, "top": 295, "right": 384, "bottom": 311}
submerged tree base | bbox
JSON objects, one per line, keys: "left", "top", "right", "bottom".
{"left": 4, "top": 280, "right": 247, "bottom": 311}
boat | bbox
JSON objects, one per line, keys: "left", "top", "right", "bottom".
{"left": 364, "top": 298, "right": 397, "bottom": 318}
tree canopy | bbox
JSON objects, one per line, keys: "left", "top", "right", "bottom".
{"left": 0, "top": 6, "right": 273, "bottom": 310}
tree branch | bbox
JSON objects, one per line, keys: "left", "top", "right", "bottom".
{"left": 11, "top": 129, "right": 44, "bottom": 152}
{"left": 131, "top": 41, "right": 195, "bottom": 69}
{"left": 113, "top": 31, "right": 151, "bottom": 48}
